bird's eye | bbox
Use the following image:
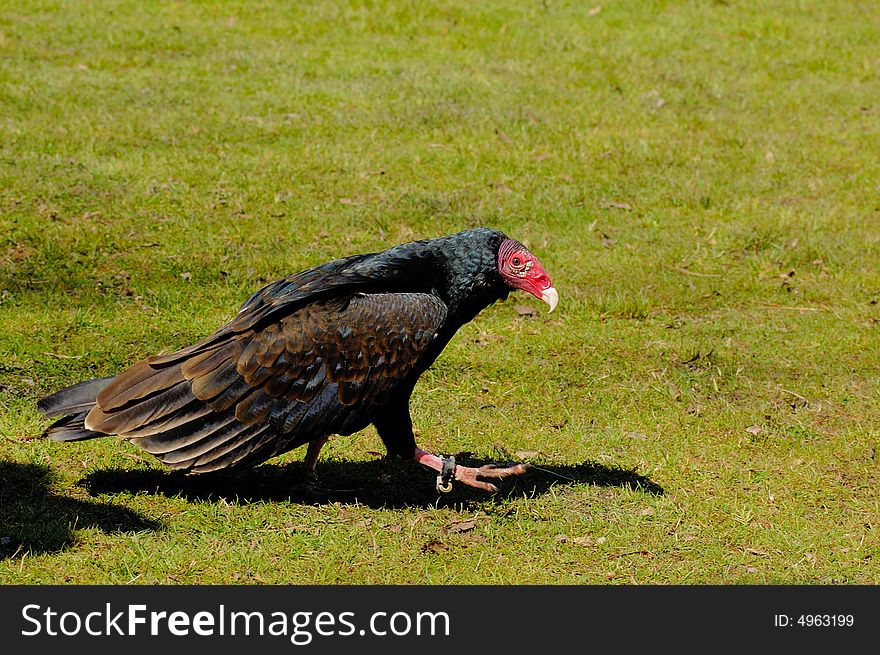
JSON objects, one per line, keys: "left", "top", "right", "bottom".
{"left": 511, "top": 256, "right": 522, "bottom": 267}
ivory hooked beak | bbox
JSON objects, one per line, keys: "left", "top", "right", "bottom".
{"left": 541, "top": 286, "right": 559, "bottom": 313}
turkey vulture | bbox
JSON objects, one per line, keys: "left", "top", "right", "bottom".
{"left": 37, "top": 228, "right": 558, "bottom": 493}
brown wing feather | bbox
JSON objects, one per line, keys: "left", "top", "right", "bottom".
{"left": 85, "top": 292, "right": 447, "bottom": 473}
{"left": 96, "top": 360, "right": 185, "bottom": 412}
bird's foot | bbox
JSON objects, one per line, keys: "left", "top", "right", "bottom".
{"left": 413, "top": 448, "right": 531, "bottom": 493}
{"left": 288, "top": 472, "right": 323, "bottom": 498}
{"left": 288, "top": 472, "right": 363, "bottom": 498}
{"left": 452, "top": 462, "right": 531, "bottom": 492}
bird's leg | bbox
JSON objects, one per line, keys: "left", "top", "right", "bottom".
{"left": 413, "top": 447, "right": 530, "bottom": 493}
{"left": 289, "top": 435, "right": 365, "bottom": 496}
{"left": 288, "top": 435, "right": 330, "bottom": 495}
{"left": 374, "top": 402, "right": 527, "bottom": 493}
{"left": 303, "top": 435, "right": 329, "bottom": 482}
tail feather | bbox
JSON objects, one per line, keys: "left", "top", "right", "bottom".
{"left": 37, "top": 377, "right": 114, "bottom": 417}
{"left": 39, "top": 377, "right": 114, "bottom": 442}
{"left": 43, "top": 412, "right": 106, "bottom": 442}
{"left": 38, "top": 345, "right": 291, "bottom": 474}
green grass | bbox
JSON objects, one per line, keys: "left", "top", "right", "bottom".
{"left": 2, "top": 0, "right": 879, "bottom": 584}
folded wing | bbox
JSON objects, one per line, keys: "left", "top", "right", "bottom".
{"left": 84, "top": 292, "right": 448, "bottom": 472}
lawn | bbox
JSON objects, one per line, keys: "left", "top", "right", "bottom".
{"left": 1, "top": 0, "right": 879, "bottom": 584}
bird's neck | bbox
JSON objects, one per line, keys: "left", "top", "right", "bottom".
{"left": 370, "top": 238, "right": 505, "bottom": 320}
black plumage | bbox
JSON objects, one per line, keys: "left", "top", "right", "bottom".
{"left": 38, "top": 228, "right": 558, "bottom": 491}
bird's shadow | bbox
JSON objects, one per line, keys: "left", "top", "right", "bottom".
{"left": 78, "top": 454, "right": 664, "bottom": 509}
{"left": 0, "top": 461, "right": 162, "bottom": 560}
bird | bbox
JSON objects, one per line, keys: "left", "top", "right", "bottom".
{"left": 37, "top": 228, "right": 558, "bottom": 493}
